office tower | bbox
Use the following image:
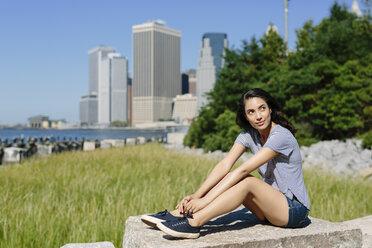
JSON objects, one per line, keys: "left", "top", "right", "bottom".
{"left": 351, "top": 0, "right": 362, "bottom": 17}
{"left": 181, "top": 73, "right": 189, "bottom": 94}
{"left": 88, "top": 46, "right": 116, "bottom": 93}
{"left": 266, "top": 24, "right": 279, "bottom": 35}
{"left": 196, "top": 33, "right": 228, "bottom": 110}
{"left": 132, "top": 20, "right": 181, "bottom": 123}
{"left": 99, "top": 53, "right": 128, "bottom": 124}
{"left": 183, "top": 69, "right": 196, "bottom": 95}
{"left": 172, "top": 94, "right": 197, "bottom": 124}
{"left": 128, "top": 77, "right": 133, "bottom": 124}
{"left": 80, "top": 46, "right": 128, "bottom": 126}
{"left": 79, "top": 93, "right": 98, "bottom": 126}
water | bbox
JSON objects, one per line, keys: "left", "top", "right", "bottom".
{"left": 0, "top": 128, "right": 169, "bottom": 142}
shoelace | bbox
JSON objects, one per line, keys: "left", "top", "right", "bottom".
{"left": 176, "top": 213, "right": 193, "bottom": 220}
{"left": 157, "top": 209, "right": 193, "bottom": 219}
{"left": 157, "top": 209, "right": 168, "bottom": 216}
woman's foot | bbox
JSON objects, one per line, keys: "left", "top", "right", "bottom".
{"left": 141, "top": 209, "right": 179, "bottom": 228}
{"left": 157, "top": 217, "right": 201, "bottom": 239}
{"left": 170, "top": 209, "right": 184, "bottom": 217}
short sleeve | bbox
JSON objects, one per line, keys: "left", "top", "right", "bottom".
{"left": 234, "top": 130, "right": 251, "bottom": 148}
{"left": 264, "top": 129, "right": 293, "bottom": 156}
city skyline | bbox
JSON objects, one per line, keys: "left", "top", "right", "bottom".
{"left": 0, "top": 0, "right": 367, "bottom": 124}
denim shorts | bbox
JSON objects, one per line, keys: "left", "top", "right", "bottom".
{"left": 285, "top": 195, "right": 310, "bottom": 228}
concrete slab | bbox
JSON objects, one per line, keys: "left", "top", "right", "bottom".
{"left": 123, "top": 207, "right": 362, "bottom": 248}
{"left": 3, "top": 147, "right": 28, "bottom": 163}
{"left": 101, "top": 139, "right": 125, "bottom": 148}
{"left": 343, "top": 215, "right": 372, "bottom": 248}
{"left": 36, "top": 144, "right": 53, "bottom": 157}
{"left": 167, "top": 133, "right": 186, "bottom": 145}
{"left": 61, "top": 241, "right": 115, "bottom": 248}
{"left": 83, "top": 141, "right": 95, "bottom": 151}
{"left": 126, "top": 138, "right": 136, "bottom": 145}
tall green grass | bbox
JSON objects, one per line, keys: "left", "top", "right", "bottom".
{"left": 0, "top": 143, "right": 371, "bottom": 248}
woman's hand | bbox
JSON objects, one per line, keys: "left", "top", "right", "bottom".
{"left": 185, "top": 197, "right": 209, "bottom": 214}
{"left": 176, "top": 194, "right": 196, "bottom": 214}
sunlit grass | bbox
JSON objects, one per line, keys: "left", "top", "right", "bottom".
{"left": 0, "top": 143, "right": 370, "bottom": 247}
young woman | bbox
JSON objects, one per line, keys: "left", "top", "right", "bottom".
{"left": 141, "top": 88, "right": 310, "bottom": 239}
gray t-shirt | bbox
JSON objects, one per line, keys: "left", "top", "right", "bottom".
{"left": 235, "top": 124, "right": 310, "bottom": 210}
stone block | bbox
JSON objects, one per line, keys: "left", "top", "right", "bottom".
{"left": 137, "top": 137, "right": 146, "bottom": 144}
{"left": 100, "top": 140, "right": 112, "bottom": 150}
{"left": 61, "top": 241, "right": 115, "bottom": 248}
{"left": 3, "top": 147, "right": 28, "bottom": 163}
{"left": 37, "top": 144, "right": 53, "bottom": 157}
{"left": 111, "top": 139, "right": 124, "bottom": 147}
{"left": 101, "top": 139, "right": 125, "bottom": 148}
{"left": 126, "top": 138, "right": 136, "bottom": 145}
{"left": 343, "top": 215, "right": 372, "bottom": 248}
{"left": 167, "top": 133, "right": 186, "bottom": 145}
{"left": 83, "top": 141, "right": 96, "bottom": 151}
{"left": 123, "top": 207, "right": 362, "bottom": 248}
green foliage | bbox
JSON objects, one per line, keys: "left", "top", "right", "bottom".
{"left": 110, "top": 120, "right": 129, "bottom": 127}
{"left": 294, "top": 122, "right": 320, "bottom": 147}
{"left": 186, "top": 2, "right": 372, "bottom": 150}
{"left": 202, "top": 110, "right": 241, "bottom": 152}
{"left": 361, "top": 130, "right": 372, "bottom": 149}
{"left": 183, "top": 107, "right": 216, "bottom": 148}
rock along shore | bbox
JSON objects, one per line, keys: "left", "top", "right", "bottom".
{"left": 164, "top": 138, "right": 372, "bottom": 179}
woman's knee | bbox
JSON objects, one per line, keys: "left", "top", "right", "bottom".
{"left": 241, "top": 175, "right": 260, "bottom": 189}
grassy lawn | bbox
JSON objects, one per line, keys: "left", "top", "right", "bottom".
{"left": 0, "top": 143, "right": 371, "bottom": 247}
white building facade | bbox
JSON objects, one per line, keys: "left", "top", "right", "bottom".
{"left": 132, "top": 21, "right": 181, "bottom": 124}
{"left": 79, "top": 93, "right": 98, "bottom": 126}
{"left": 172, "top": 94, "right": 197, "bottom": 124}
{"left": 80, "top": 46, "right": 128, "bottom": 126}
{"left": 196, "top": 33, "right": 228, "bottom": 111}
{"left": 99, "top": 53, "right": 128, "bottom": 125}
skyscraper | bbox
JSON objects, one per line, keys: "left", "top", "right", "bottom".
{"left": 80, "top": 46, "right": 128, "bottom": 126}
{"left": 196, "top": 33, "right": 228, "bottom": 110}
{"left": 100, "top": 53, "right": 128, "bottom": 124}
{"left": 132, "top": 20, "right": 181, "bottom": 124}
{"left": 79, "top": 93, "right": 98, "bottom": 126}
{"left": 88, "top": 46, "right": 116, "bottom": 93}
{"left": 351, "top": 0, "right": 362, "bottom": 17}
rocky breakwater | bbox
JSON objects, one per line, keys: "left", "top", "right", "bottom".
{"left": 165, "top": 139, "right": 372, "bottom": 179}
{"left": 301, "top": 139, "right": 372, "bottom": 178}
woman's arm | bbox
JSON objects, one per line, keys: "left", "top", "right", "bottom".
{"left": 194, "top": 143, "right": 247, "bottom": 198}
{"left": 176, "top": 143, "right": 246, "bottom": 213}
{"left": 185, "top": 147, "right": 278, "bottom": 213}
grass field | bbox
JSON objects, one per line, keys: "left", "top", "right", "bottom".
{"left": 0, "top": 143, "right": 371, "bottom": 248}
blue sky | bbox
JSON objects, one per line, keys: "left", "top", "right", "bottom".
{"left": 0, "top": 0, "right": 367, "bottom": 125}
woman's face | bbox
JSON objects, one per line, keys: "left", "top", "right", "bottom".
{"left": 244, "top": 97, "right": 272, "bottom": 131}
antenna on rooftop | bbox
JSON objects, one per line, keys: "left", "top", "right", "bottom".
{"left": 284, "top": 0, "right": 289, "bottom": 45}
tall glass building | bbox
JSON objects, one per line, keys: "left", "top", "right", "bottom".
{"left": 79, "top": 93, "right": 98, "bottom": 126}
{"left": 80, "top": 46, "right": 128, "bottom": 126}
{"left": 196, "top": 33, "right": 228, "bottom": 110}
{"left": 99, "top": 53, "right": 128, "bottom": 125}
{"left": 88, "top": 46, "right": 116, "bottom": 94}
{"left": 132, "top": 21, "right": 181, "bottom": 124}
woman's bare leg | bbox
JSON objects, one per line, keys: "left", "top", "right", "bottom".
{"left": 170, "top": 173, "right": 232, "bottom": 217}
{"left": 188, "top": 176, "right": 289, "bottom": 227}
{"left": 242, "top": 192, "right": 266, "bottom": 221}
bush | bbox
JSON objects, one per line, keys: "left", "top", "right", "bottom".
{"left": 202, "top": 110, "right": 241, "bottom": 152}
{"left": 294, "top": 122, "right": 320, "bottom": 147}
{"left": 362, "top": 130, "right": 372, "bottom": 149}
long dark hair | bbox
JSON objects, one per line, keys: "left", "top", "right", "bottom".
{"left": 235, "top": 88, "right": 296, "bottom": 134}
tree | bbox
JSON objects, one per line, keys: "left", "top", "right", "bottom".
{"left": 185, "top": 2, "right": 372, "bottom": 150}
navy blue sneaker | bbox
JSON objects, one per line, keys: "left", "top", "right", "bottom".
{"left": 141, "top": 209, "right": 178, "bottom": 228}
{"left": 157, "top": 217, "right": 201, "bottom": 239}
